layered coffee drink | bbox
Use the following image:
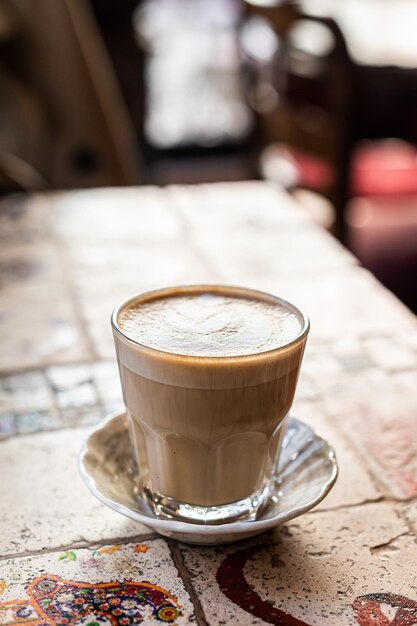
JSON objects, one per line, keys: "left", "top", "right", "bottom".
{"left": 112, "top": 285, "right": 309, "bottom": 523}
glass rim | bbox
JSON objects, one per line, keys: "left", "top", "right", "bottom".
{"left": 111, "top": 284, "right": 310, "bottom": 362}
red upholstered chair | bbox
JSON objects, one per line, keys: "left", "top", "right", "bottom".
{"left": 350, "top": 140, "right": 417, "bottom": 198}
{"left": 346, "top": 140, "right": 417, "bottom": 312}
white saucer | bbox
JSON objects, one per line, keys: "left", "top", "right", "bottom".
{"left": 79, "top": 411, "right": 338, "bottom": 545}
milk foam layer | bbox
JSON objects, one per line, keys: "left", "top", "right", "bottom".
{"left": 118, "top": 292, "right": 303, "bottom": 357}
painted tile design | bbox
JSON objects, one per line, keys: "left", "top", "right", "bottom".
{"left": 0, "top": 541, "right": 195, "bottom": 625}
{"left": 0, "top": 183, "right": 416, "bottom": 626}
{"left": 180, "top": 504, "right": 417, "bottom": 625}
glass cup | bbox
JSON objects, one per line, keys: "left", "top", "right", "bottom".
{"left": 112, "top": 285, "right": 309, "bottom": 524}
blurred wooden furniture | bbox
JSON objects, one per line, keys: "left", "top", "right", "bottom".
{"left": 310, "top": 0, "right": 417, "bottom": 149}
{"left": 90, "top": 0, "right": 146, "bottom": 146}
{"left": 0, "top": 0, "right": 140, "bottom": 191}
{"left": 244, "top": 0, "right": 352, "bottom": 239}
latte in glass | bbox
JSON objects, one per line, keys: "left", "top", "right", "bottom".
{"left": 112, "top": 285, "right": 309, "bottom": 523}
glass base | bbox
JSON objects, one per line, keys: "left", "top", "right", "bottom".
{"left": 143, "top": 485, "right": 270, "bottom": 525}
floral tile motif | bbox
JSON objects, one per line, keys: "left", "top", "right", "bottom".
{"left": 0, "top": 541, "right": 195, "bottom": 625}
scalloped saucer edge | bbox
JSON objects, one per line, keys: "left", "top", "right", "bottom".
{"left": 79, "top": 411, "right": 338, "bottom": 545}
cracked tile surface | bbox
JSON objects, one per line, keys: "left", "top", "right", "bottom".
{"left": 179, "top": 504, "right": 416, "bottom": 625}
{"left": 0, "top": 182, "right": 416, "bottom": 624}
{"left": 0, "top": 427, "right": 151, "bottom": 556}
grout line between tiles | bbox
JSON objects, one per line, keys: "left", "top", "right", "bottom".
{"left": 168, "top": 539, "right": 209, "bottom": 626}
{"left": 0, "top": 533, "right": 160, "bottom": 562}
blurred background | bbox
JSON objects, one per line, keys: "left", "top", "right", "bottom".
{"left": 1, "top": 0, "right": 417, "bottom": 312}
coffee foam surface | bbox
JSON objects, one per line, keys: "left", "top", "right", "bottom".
{"left": 118, "top": 293, "right": 303, "bottom": 357}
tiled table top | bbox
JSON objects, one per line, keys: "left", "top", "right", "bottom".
{"left": 1, "top": 182, "right": 416, "bottom": 625}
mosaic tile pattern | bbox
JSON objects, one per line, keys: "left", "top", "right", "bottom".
{"left": 0, "top": 361, "right": 121, "bottom": 439}
{"left": 1, "top": 183, "right": 416, "bottom": 624}
{"left": 0, "top": 541, "right": 196, "bottom": 625}
{"left": 2, "top": 512, "right": 416, "bottom": 626}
